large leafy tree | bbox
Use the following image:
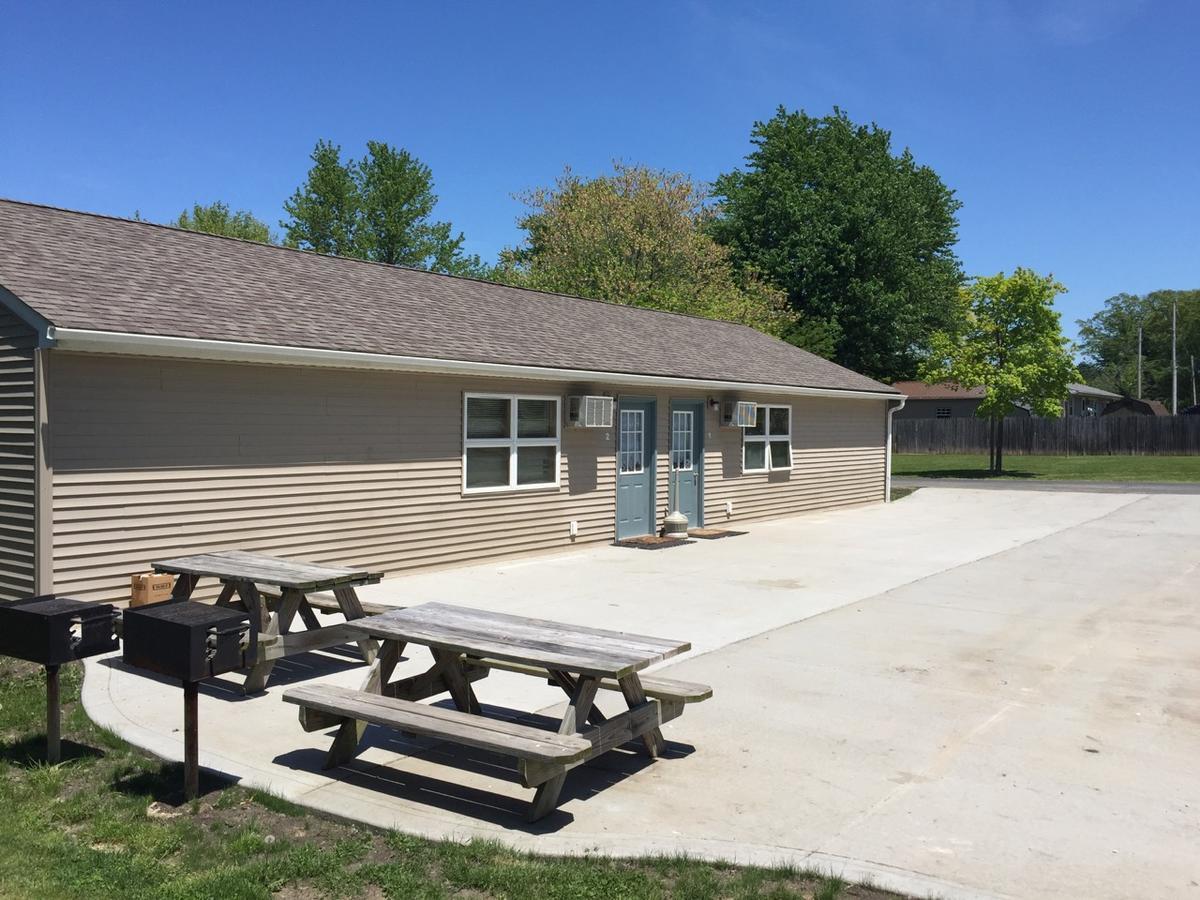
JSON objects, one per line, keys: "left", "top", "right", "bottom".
{"left": 922, "top": 269, "right": 1079, "bottom": 473}
{"left": 282, "top": 140, "right": 483, "bottom": 275}
{"left": 175, "top": 201, "right": 271, "bottom": 243}
{"left": 496, "top": 163, "right": 795, "bottom": 337}
{"left": 1077, "top": 290, "right": 1200, "bottom": 405}
{"left": 711, "top": 107, "right": 964, "bottom": 378}
{"left": 281, "top": 140, "right": 359, "bottom": 256}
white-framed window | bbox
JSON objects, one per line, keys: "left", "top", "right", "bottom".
{"left": 463, "top": 393, "right": 560, "bottom": 493}
{"left": 935, "top": 407, "right": 952, "bottom": 419}
{"left": 743, "top": 405, "right": 792, "bottom": 473}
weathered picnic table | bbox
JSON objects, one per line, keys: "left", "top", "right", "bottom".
{"left": 283, "top": 601, "right": 712, "bottom": 821}
{"left": 152, "top": 550, "right": 383, "bottom": 693}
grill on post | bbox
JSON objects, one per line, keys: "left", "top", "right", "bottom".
{"left": 0, "top": 595, "right": 120, "bottom": 763}
{"left": 122, "top": 602, "right": 256, "bottom": 799}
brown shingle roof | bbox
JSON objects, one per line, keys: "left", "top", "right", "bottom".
{"left": 0, "top": 199, "right": 896, "bottom": 395}
{"left": 890, "top": 381, "right": 985, "bottom": 400}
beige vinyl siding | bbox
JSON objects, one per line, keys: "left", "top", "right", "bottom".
{"left": 48, "top": 353, "right": 888, "bottom": 602}
{"left": 647, "top": 392, "right": 885, "bottom": 527}
{"left": 49, "top": 354, "right": 616, "bottom": 602}
{"left": 0, "top": 308, "right": 37, "bottom": 600}
{"left": 703, "top": 394, "right": 887, "bottom": 524}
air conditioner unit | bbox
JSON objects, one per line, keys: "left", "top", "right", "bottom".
{"left": 567, "top": 395, "right": 614, "bottom": 428}
{"left": 721, "top": 399, "right": 757, "bottom": 428}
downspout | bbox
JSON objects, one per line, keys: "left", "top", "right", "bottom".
{"left": 885, "top": 397, "right": 907, "bottom": 502}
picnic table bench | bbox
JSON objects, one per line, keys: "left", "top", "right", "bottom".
{"left": 283, "top": 602, "right": 711, "bottom": 821}
{"left": 152, "top": 550, "right": 383, "bottom": 693}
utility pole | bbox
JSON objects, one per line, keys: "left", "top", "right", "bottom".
{"left": 1192, "top": 354, "right": 1197, "bottom": 408}
{"left": 1172, "top": 299, "right": 1178, "bottom": 415}
{"left": 1137, "top": 325, "right": 1143, "bottom": 399}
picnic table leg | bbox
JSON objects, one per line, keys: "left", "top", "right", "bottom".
{"left": 296, "top": 598, "right": 321, "bottom": 631}
{"left": 528, "top": 675, "right": 599, "bottom": 822}
{"left": 360, "top": 638, "right": 403, "bottom": 695}
{"left": 241, "top": 584, "right": 304, "bottom": 694}
{"left": 324, "top": 717, "right": 363, "bottom": 769}
{"left": 236, "top": 581, "right": 270, "bottom": 633}
{"left": 547, "top": 669, "right": 607, "bottom": 725}
{"left": 323, "top": 639, "right": 405, "bottom": 766}
{"left": 618, "top": 673, "right": 665, "bottom": 758}
{"left": 432, "top": 649, "right": 481, "bottom": 715}
{"left": 333, "top": 586, "right": 379, "bottom": 665}
{"left": 214, "top": 582, "right": 238, "bottom": 608}
{"left": 170, "top": 573, "right": 200, "bottom": 602}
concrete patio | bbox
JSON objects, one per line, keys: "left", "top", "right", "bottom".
{"left": 83, "top": 488, "right": 1200, "bottom": 900}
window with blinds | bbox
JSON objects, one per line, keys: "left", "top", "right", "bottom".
{"left": 463, "top": 394, "right": 560, "bottom": 492}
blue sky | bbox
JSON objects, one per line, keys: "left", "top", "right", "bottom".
{"left": 2, "top": 1, "right": 1196, "bottom": 344}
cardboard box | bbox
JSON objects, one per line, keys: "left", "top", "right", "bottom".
{"left": 130, "top": 572, "right": 175, "bottom": 607}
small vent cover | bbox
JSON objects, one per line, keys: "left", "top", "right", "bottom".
{"left": 567, "top": 395, "right": 615, "bottom": 428}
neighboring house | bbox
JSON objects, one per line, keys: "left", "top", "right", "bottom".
{"left": 1064, "top": 383, "right": 1122, "bottom": 417}
{"left": 890, "top": 382, "right": 1030, "bottom": 420}
{"left": 0, "top": 200, "right": 902, "bottom": 603}
{"left": 1102, "top": 398, "right": 1171, "bottom": 417}
{"left": 892, "top": 380, "right": 1120, "bottom": 419}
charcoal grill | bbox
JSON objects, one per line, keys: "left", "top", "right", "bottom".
{"left": 122, "top": 601, "right": 256, "bottom": 798}
{"left": 0, "top": 595, "right": 120, "bottom": 763}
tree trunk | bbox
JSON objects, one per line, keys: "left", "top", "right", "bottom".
{"left": 996, "top": 415, "right": 1005, "bottom": 474}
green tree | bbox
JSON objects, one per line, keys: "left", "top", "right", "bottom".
{"left": 175, "top": 201, "right": 271, "bottom": 243}
{"left": 1077, "top": 290, "right": 1200, "bottom": 405}
{"left": 281, "top": 140, "right": 360, "bottom": 256}
{"left": 711, "top": 106, "right": 964, "bottom": 378}
{"left": 281, "top": 139, "right": 484, "bottom": 275}
{"left": 922, "top": 269, "right": 1079, "bottom": 473}
{"left": 497, "top": 163, "right": 795, "bottom": 337}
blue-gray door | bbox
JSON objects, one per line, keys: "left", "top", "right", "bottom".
{"left": 616, "top": 399, "right": 655, "bottom": 539}
{"left": 669, "top": 400, "right": 704, "bottom": 528}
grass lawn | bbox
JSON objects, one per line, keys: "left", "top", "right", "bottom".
{"left": 893, "top": 453, "right": 1200, "bottom": 482}
{"left": 0, "top": 658, "right": 899, "bottom": 900}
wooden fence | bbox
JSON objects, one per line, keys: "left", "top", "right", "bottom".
{"left": 893, "top": 416, "right": 1200, "bottom": 456}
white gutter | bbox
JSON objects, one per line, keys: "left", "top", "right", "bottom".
{"left": 885, "top": 396, "right": 907, "bottom": 501}
{"left": 47, "top": 327, "right": 904, "bottom": 402}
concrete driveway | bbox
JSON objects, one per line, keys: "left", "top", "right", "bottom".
{"left": 84, "top": 488, "right": 1200, "bottom": 900}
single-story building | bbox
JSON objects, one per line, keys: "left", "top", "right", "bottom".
{"left": 890, "top": 382, "right": 1030, "bottom": 419}
{"left": 0, "top": 200, "right": 902, "bottom": 604}
{"left": 1101, "top": 397, "right": 1170, "bottom": 417}
{"left": 1064, "top": 383, "right": 1123, "bottom": 417}
{"left": 892, "top": 381, "right": 1121, "bottom": 419}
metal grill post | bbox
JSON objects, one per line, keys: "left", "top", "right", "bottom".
{"left": 45, "top": 664, "right": 60, "bottom": 765}
{"left": 183, "top": 680, "right": 199, "bottom": 800}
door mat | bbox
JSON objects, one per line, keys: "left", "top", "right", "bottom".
{"left": 612, "top": 535, "right": 696, "bottom": 550}
{"left": 687, "top": 528, "right": 748, "bottom": 540}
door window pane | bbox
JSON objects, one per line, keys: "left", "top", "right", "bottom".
{"left": 516, "top": 445, "right": 557, "bottom": 485}
{"left": 770, "top": 439, "right": 791, "bottom": 469}
{"left": 466, "top": 397, "right": 510, "bottom": 439}
{"left": 671, "top": 410, "right": 693, "bottom": 470}
{"left": 619, "top": 410, "right": 644, "bottom": 474}
{"left": 744, "top": 441, "right": 766, "bottom": 471}
{"left": 517, "top": 399, "right": 556, "bottom": 438}
{"left": 465, "top": 446, "right": 510, "bottom": 488}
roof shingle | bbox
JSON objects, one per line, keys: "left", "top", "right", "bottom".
{"left": 0, "top": 199, "right": 896, "bottom": 395}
